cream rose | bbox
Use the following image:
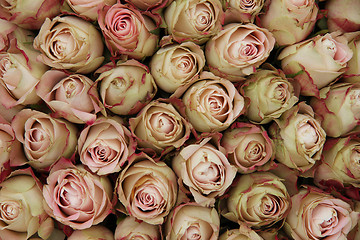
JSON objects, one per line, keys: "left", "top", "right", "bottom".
{"left": 114, "top": 216, "right": 161, "bottom": 240}
{"left": 326, "top": 0, "right": 360, "bottom": 33}
{"left": 219, "top": 225, "right": 264, "bottom": 240}
{"left": 124, "top": 0, "right": 173, "bottom": 11}
{"left": 343, "top": 31, "right": 360, "bottom": 82}
{"left": 64, "top": 0, "right": 116, "bottom": 21}
{"left": 68, "top": 225, "right": 114, "bottom": 240}
{"left": 223, "top": 0, "right": 265, "bottom": 24}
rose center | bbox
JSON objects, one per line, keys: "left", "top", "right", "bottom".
{"left": 135, "top": 185, "right": 163, "bottom": 211}
{"left": 150, "top": 113, "right": 175, "bottom": 134}
{"left": 321, "top": 39, "right": 337, "bottom": 59}
{"left": 244, "top": 140, "right": 266, "bottom": 162}
{"left": 312, "top": 205, "right": 339, "bottom": 236}
{"left": 194, "top": 3, "right": 214, "bottom": 31}
{"left": 193, "top": 161, "right": 220, "bottom": 183}
{"left": 239, "top": 0, "right": 256, "bottom": 10}
{"left": 273, "top": 83, "right": 287, "bottom": 102}
{"left": 297, "top": 121, "right": 319, "bottom": 149}
{"left": 51, "top": 32, "right": 75, "bottom": 59}
{"left": 0, "top": 201, "right": 21, "bottom": 221}
{"left": 184, "top": 225, "right": 201, "bottom": 240}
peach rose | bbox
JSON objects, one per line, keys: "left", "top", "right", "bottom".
{"left": 114, "top": 216, "right": 161, "bottom": 240}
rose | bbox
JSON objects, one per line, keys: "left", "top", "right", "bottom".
{"left": 164, "top": 0, "right": 224, "bottom": 44}
{"left": 181, "top": 71, "right": 246, "bottom": 132}
{"left": 115, "top": 154, "right": 178, "bottom": 225}
{"left": 269, "top": 102, "right": 326, "bottom": 172}
{"left": 284, "top": 186, "right": 359, "bottom": 240}
{"left": 0, "top": 168, "right": 54, "bottom": 240}
{"left": 205, "top": 23, "right": 275, "bottom": 81}
{"left": 124, "top": 0, "right": 173, "bottom": 11}
{"left": 98, "top": 3, "right": 159, "bottom": 59}
{"left": 222, "top": 172, "right": 291, "bottom": 231}
{"left": 164, "top": 203, "right": 220, "bottom": 240}
{"left": 326, "top": 0, "right": 360, "bottom": 33}
{"left": 33, "top": 16, "right": 104, "bottom": 74}
{"left": 93, "top": 60, "right": 157, "bottom": 116}
{"left": 68, "top": 225, "right": 114, "bottom": 240}
{"left": 310, "top": 82, "right": 360, "bottom": 138}
{"left": 0, "top": 19, "right": 36, "bottom": 52}
{"left": 149, "top": 41, "right": 205, "bottom": 93}
{"left": 172, "top": 138, "right": 237, "bottom": 207}
{"left": 36, "top": 70, "right": 104, "bottom": 124}
{"left": 64, "top": 0, "right": 116, "bottom": 21}
{"left": 221, "top": 122, "right": 275, "bottom": 174}
{"left": 219, "top": 225, "right": 264, "bottom": 240}
{"left": 240, "top": 66, "right": 299, "bottom": 124}
{"left": 223, "top": 0, "right": 265, "bottom": 24}
{"left": 42, "top": 159, "right": 113, "bottom": 230}
{"left": 78, "top": 116, "right": 136, "bottom": 175}
{"left": 343, "top": 32, "right": 360, "bottom": 82}
{"left": 11, "top": 109, "right": 78, "bottom": 170}
{"left": 278, "top": 32, "right": 353, "bottom": 97}
{"left": 114, "top": 216, "right": 161, "bottom": 240}
{"left": 257, "top": 0, "right": 318, "bottom": 46}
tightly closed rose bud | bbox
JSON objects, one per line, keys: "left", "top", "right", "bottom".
{"left": 94, "top": 60, "right": 157, "bottom": 116}
{"left": 114, "top": 216, "right": 161, "bottom": 240}
{"left": 150, "top": 41, "right": 205, "bottom": 93}
{"left": 221, "top": 122, "right": 275, "bottom": 174}
{"left": 223, "top": 0, "right": 264, "bottom": 24}
{"left": 343, "top": 32, "right": 360, "bottom": 83}
{"left": 205, "top": 23, "right": 275, "bottom": 81}
{"left": 326, "top": 0, "right": 360, "bottom": 33}
{"left": 33, "top": 16, "right": 104, "bottom": 74}
{"left": 164, "top": 203, "right": 220, "bottom": 240}
{"left": 278, "top": 32, "right": 353, "bottom": 97}
{"left": 98, "top": 3, "right": 159, "bottom": 59}
{"left": 181, "top": 71, "right": 246, "bottom": 132}
{"left": 241, "top": 66, "right": 299, "bottom": 124}
{"left": 164, "top": 0, "right": 223, "bottom": 44}
{"left": 310, "top": 82, "right": 360, "bottom": 138}
{"left": 269, "top": 102, "right": 326, "bottom": 172}
{"left": 285, "top": 186, "right": 359, "bottom": 240}
{"left": 219, "top": 225, "right": 264, "bottom": 240}
{"left": 43, "top": 159, "right": 113, "bottom": 230}
{"left": 68, "top": 225, "right": 114, "bottom": 240}
{"left": 78, "top": 116, "right": 136, "bottom": 175}
{"left": 115, "top": 154, "right": 178, "bottom": 225}
{"left": 36, "top": 70, "right": 104, "bottom": 124}
{"left": 11, "top": 109, "right": 78, "bottom": 170}
{"left": 172, "top": 139, "right": 237, "bottom": 207}
{"left": 64, "top": 0, "right": 116, "bottom": 21}
{"left": 125, "top": 0, "right": 173, "bottom": 11}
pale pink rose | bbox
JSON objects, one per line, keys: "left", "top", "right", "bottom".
{"left": 64, "top": 0, "right": 116, "bottom": 21}
{"left": 78, "top": 116, "right": 136, "bottom": 175}
{"left": 68, "top": 225, "right": 114, "bottom": 240}
{"left": 219, "top": 225, "right": 264, "bottom": 240}
{"left": 0, "top": 19, "right": 35, "bottom": 52}
{"left": 285, "top": 186, "right": 359, "bottom": 240}
{"left": 164, "top": 0, "right": 224, "bottom": 44}
{"left": 33, "top": 16, "right": 104, "bottom": 74}
{"left": 278, "top": 32, "right": 353, "bottom": 97}
{"left": 164, "top": 203, "right": 220, "bottom": 240}
{"left": 343, "top": 31, "right": 360, "bottom": 82}
{"left": 114, "top": 216, "right": 161, "bottom": 240}
{"left": 205, "top": 23, "right": 275, "bottom": 81}
{"left": 223, "top": 0, "right": 265, "bottom": 24}
{"left": 125, "top": 0, "right": 173, "bottom": 11}
{"left": 115, "top": 154, "right": 178, "bottom": 225}
{"left": 98, "top": 3, "right": 159, "bottom": 59}
{"left": 42, "top": 159, "right": 113, "bottom": 230}
{"left": 36, "top": 70, "right": 104, "bottom": 124}
{"left": 11, "top": 109, "right": 78, "bottom": 170}
{"left": 326, "top": 0, "right": 360, "bottom": 33}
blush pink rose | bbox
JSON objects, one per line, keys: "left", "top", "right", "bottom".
{"left": 114, "top": 216, "right": 161, "bottom": 240}
{"left": 64, "top": 0, "right": 116, "bottom": 21}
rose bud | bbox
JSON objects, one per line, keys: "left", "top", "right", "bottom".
{"left": 98, "top": 3, "right": 159, "bottom": 59}
{"left": 181, "top": 71, "right": 246, "bottom": 133}
{"left": 36, "top": 70, "right": 104, "bottom": 124}
{"left": 78, "top": 116, "right": 136, "bottom": 175}
{"left": 64, "top": 0, "right": 116, "bottom": 21}
{"left": 326, "top": 0, "right": 360, "bottom": 33}
{"left": 219, "top": 225, "right": 264, "bottom": 240}
{"left": 205, "top": 23, "right": 275, "bottom": 81}
{"left": 285, "top": 186, "right": 359, "bottom": 240}
{"left": 94, "top": 60, "right": 157, "bottom": 116}
{"left": 114, "top": 216, "right": 161, "bottom": 240}
{"left": 115, "top": 154, "right": 178, "bottom": 225}
{"left": 222, "top": 172, "right": 291, "bottom": 231}
{"left": 241, "top": 66, "right": 299, "bottom": 124}
{"left": 124, "top": 0, "right": 173, "bottom": 11}
{"left": 33, "top": 16, "right": 104, "bottom": 74}
{"left": 68, "top": 225, "right": 114, "bottom": 240}
{"left": 0, "top": 168, "right": 54, "bottom": 240}
{"left": 172, "top": 139, "right": 237, "bottom": 207}
{"left": 221, "top": 122, "right": 275, "bottom": 174}
{"left": 164, "top": 203, "right": 220, "bottom": 240}
{"left": 310, "top": 82, "right": 360, "bottom": 138}
{"left": 223, "top": 0, "right": 264, "bottom": 24}
{"left": 343, "top": 32, "right": 360, "bottom": 83}
{"left": 278, "top": 32, "right": 353, "bottom": 97}
{"left": 269, "top": 102, "right": 326, "bottom": 172}
{"left": 149, "top": 41, "right": 205, "bottom": 93}
{"left": 43, "top": 159, "right": 113, "bottom": 230}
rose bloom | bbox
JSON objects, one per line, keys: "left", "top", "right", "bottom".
{"left": 257, "top": 0, "right": 318, "bottom": 46}
{"left": 205, "top": 23, "right": 275, "bottom": 81}
{"left": 150, "top": 41, "right": 205, "bottom": 93}
{"left": 221, "top": 122, "right": 275, "bottom": 174}
{"left": 343, "top": 31, "right": 360, "bottom": 83}
{"left": 36, "top": 70, "right": 104, "bottom": 124}
{"left": 326, "top": 0, "right": 360, "bottom": 33}
{"left": 310, "top": 82, "right": 360, "bottom": 138}
{"left": 43, "top": 159, "right": 113, "bottom": 230}
{"left": 115, "top": 154, "right": 178, "bottom": 225}
{"left": 164, "top": 203, "right": 220, "bottom": 240}
{"left": 94, "top": 59, "right": 157, "bottom": 116}
{"left": 223, "top": 0, "right": 265, "bottom": 24}
{"left": 11, "top": 109, "right": 78, "bottom": 170}
{"left": 181, "top": 71, "right": 246, "bottom": 133}
{"left": 64, "top": 0, "right": 116, "bottom": 21}
{"left": 172, "top": 139, "right": 237, "bottom": 207}
{"left": 0, "top": 19, "right": 36, "bottom": 52}
{"left": 33, "top": 16, "right": 104, "bottom": 74}
{"left": 285, "top": 186, "right": 359, "bottom": 240}
{"left": 240, "top": 66, "right": 299, "bottom": 124}
{"left": 68, "top": 225, "right": 114, "bottom": 240}
{"left": 164, "top": 0, "right": 223, "bottom": 44}
{"left": 219, "top": 225, "right": 264, "bottom": 240}
{"left": 0, "top": 168, "right": 54, "bottom": 240}
{"left": 98, "top": 3, "right": 159, "bottom": 59}
{"left": 114, "top": 216, "right": 161, "bottom": 240}
{"left": 124, "top": 0, "right": 173, "bottom": 11}
{"left": 269, "top": 102, "right": 326, "bottom": 172}
{"left": 278, "top": 32, "right": 353, "bottom": 97}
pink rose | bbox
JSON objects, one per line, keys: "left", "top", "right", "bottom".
{"left": 114, "top": 216, "right": 161, "bottom": 240}
{"left": 326, "top": 0, "right": 360, "bottom": 33}
{"left": 0, "top": 19, "right": 34, "bottom": 52}
{"left": 64, "top": 0, "right": 116, "bottom": 21}
{"left": 68, "top": 225, "right": 114, "bottom": 240}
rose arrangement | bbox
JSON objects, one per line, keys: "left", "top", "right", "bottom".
{"left": 1, "top": 0, "right": 360, "bottom": 240}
